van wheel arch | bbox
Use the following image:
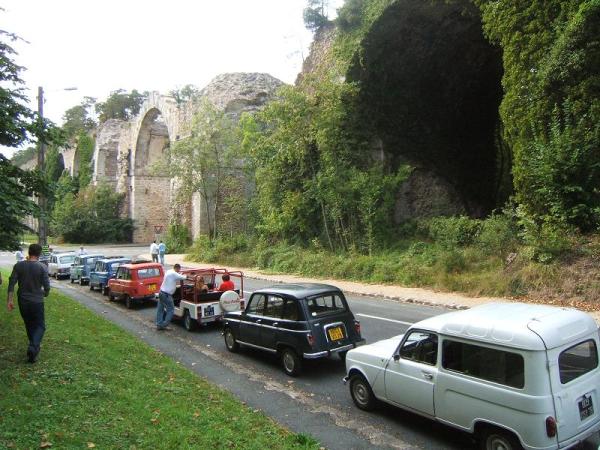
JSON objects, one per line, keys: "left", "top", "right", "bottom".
{"left": 475, "top": 423, "right": 523, "bottom": 450}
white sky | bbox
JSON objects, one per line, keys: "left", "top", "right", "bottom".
{"left": 1, "top": 0, "right": 343, "bottom": 157}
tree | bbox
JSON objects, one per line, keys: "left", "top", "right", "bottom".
{"left": 0, "top": 30, "right": 60, "bottom": 249}
{"left": 162, "top": 98, "right": 239, "bottom": 240}
{"left": 95, "top": 89, "right": 147, "bottom": 122}
{"left": 62, "top": 97, "right": 97, "bottom": 139}
{"left": 303, "top": 0, "right": 330, "bottom": 31}
{"left": 169, "top": 84, "right": 201, "bottom": 106}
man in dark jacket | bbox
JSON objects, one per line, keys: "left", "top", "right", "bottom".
{"left": 7, "top": 243, "right": 51, "bottom": 363}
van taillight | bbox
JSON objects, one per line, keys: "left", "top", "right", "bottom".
{"left": 306, "top": 334, "right": 315, "bottom": 346}
{"left": 546, "top": 416, "right": 557, "bottom": 437}
{"left": 354, "top": 320, "right": 361, "bottom": 335}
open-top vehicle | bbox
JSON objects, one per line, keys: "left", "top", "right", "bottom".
{"left": 70, "top": 253, "right": 105, "bottom": 285}
{"left": 89, "top": 257, "right": 130, "bottom": 295}
{"left": 108, "top": 262, "right": 164, "bottom": 309}
{"left": 172, "top": 268, "right": 245, "bottom": 331}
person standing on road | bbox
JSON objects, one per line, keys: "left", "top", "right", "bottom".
{"left": 158, "top": 240, "right": 166, "bottom": 265}
{"left": 150, "top": 240, "right": 159, "bottom": 263}
{"left": 15, "top": 247, "right": 24, "bottom": 262}
{"left": 78, "top": 246, "right": 87, "bottom": 256}
{"left": 6, "top": 243, "right": 51, "bottom": 363}
{"left": 156, "top": 263, "right": 186, "bottom": 330}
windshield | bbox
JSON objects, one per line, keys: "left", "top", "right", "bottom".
{"left": 559, "top": 339, "right": 598, "bottom": 384}
{"left": 59, "top": 255, "right": 76, "bottom": 264}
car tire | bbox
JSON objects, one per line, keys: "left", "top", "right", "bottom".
{"left": 108, "top": 290, "right": 115, "bottom": 302}
{"left": 124, "top": 295, "right": 132, "bottom": 309}
{"left": 223, "top": 328, "right": 239, "bottom": 352}
{"left": 70, "top": 278, "right": 74, "bottom": 284}
{"left": 183, "top": 310, "right": 197, "bottom": 331}
{"left": 478, "top": 427, "right": 523, "bottom": 450}
{"left": 349, "top": 374, "right": 377, "bottom": 411}
{"left": 89, "top": 283, "right": 94, "bottom": 291}
{"left": 281, "top": 347, "right": 302, "bottom": 377}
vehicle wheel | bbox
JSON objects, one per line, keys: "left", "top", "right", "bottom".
{"left": 183, "top": 310, "right": 197, "bottom": 331}
{"left": 124, "top": 295, "right": 132, "bottom": 309}
{"left": 338, "top": 350, "right": 348, "bottom": 361}
{"left": 478, "top": 428, "right": 523, "bottom": 450}
{"left": 349, "top": 374, "right": 377, "bottom": 411}
{"left": 101, "top": 285, "right": 107, "bottom": 296}
{"left": 70, "top": 278, "right": 74, "bottom": 284}
{"left": 89, "top": 283, "right": 94, "bottom": 291}
{"left": 281, "top": 348, "right": 302, "bottom": 377}
{"left": 223, "top": 328, "right": 239, "bottom": 352}
{"left": 108, "top": 289, "right": 115, "bottom": 302}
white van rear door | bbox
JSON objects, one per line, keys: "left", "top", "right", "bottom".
{"left": 547, "top": 336, "right": 600, "bottom": 445}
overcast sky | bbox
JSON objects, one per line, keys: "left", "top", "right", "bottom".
{"left": 1, "top": 0, "right": 343, "bottom": 157}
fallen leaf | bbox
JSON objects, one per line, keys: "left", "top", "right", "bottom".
{"left": 150, "top": 418, "right": 159, "bottom": 424}
{"left": 40, "top": 442, "right": 52, "bottom": 448}
{"left": 193, "top": 411, "right": 200, "bottom": 417}
{"left": 87, "top": 443, "right": 96, "bottom": 448}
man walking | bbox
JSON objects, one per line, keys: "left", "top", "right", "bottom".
{"left": 7, "top": 243, "right": 51, "bottom": 363}
{"left": 158, "top": 240, "right": 166, "bottom": 265}
{"left": 150, "top": 240, "right": 159, "bottom": 263}
{"left": 156, "top": 263, "right": 186, "bottom": 330}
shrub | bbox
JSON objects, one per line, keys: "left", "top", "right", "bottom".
{"left": 164, "top": 224, "right": 192, "bottom": 254}
{"left": 426, "top": 216, "right": 482, "bottom": 249}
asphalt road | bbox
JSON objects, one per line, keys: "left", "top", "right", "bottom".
{"left": 6, "top": 245, "right": 589, "bottom": 450}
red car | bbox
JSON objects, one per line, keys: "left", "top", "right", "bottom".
{"left": 107, "top": 262, "right": 164, "bottom": 309}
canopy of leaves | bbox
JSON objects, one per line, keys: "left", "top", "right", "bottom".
{"left": 0, "top": 155, "right": 47, "bottom": 249}
{"left": 62, "top": 97, "right": 97, "bottom": 139}
{"left": 51, "top": 183, "right": 133, "bottom": 243}
{"left": 169, "top": 84, "right": 201, "bottom": 106}
{"left": 95, "top": 89, "right": 147, "bottom": 123}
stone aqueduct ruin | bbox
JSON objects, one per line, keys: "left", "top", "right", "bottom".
{"left": 62, "top": 73, "right": 283, "bottom": 243}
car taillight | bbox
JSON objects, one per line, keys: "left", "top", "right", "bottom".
{"left": 306, "top": 334, "right": 315, "bottom": 346}
{"left": 354, "top": 320, "right": 361, "bottom": 335}
{"left": 546, "top": 416, "right": 557, "bottom": 437}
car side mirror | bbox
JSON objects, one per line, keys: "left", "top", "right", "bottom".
{"left": 393, "top": 352, "right": 401, "bottom": 362}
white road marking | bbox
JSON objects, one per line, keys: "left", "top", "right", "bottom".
{"left": 356, "top": 313, "right": 413, "bottom": 326}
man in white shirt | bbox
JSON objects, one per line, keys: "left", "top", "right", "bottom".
{"left": 78, "top": 246, "right": 87, "bottom": 256}
{"left": 156, "top": 263, "right": 187, "bottom": 330}
{"left": 150, "top": 240, "right": 159, "bottom": 263}
{"left": 15, "top": 247, "right": 25, "bottom": 262}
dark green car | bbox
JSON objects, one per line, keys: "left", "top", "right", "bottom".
{"left": 70, "top": 254, "right": 105, "bottom": 285}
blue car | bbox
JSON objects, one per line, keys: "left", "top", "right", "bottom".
{"left": 70, "top": 254, "right": 105, "bottom": 285}
{"left": 89, "top": 257, "right": 131, "bottom": 295}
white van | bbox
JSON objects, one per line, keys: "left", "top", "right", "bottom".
{"left": 47, "top": 252, "right": 77, "bottom": 279}
{"left": 345, "top": 303, "right": 600, "bottom": 450}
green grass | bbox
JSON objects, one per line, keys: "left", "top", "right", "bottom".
{"left": 0, "top": 270, "right": 320, "bottom": 450}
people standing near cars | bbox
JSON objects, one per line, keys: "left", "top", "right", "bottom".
{"left": 6, "top": 243, "right": 51, "bottom": 363}
{"left": 156, "top": 263, "right": 186, "bottom": 330}
{"left": 218, "top": 273, "right": 235, "bottom": 291}
{"left": 15, "top": 247, "right": 24, "bottom": 262}
{"left": 78, "top": 246, "right": 87, "bottom": 256}
{"left": 158, "top": 240, "right": 166, "bottom": 265}
{"left": 150, "top": 240, "right": 159, "bottom": 263}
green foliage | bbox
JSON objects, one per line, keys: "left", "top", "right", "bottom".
{"left": 51, "top": 183, "right": 133, "bottom": 243}
{"left": 303, "top": 0, "right": 330, "bottom": 31}
{"left": 161, "top": 98, "right": 239, "bottom": 240}
{"left": 476, "top": 0, "right": 600, "bottom": 231}
{"left": 95, "top": 89, "right": 147, "bottom": 122}
{"left": 164, "top": 223, "right": 192, "bottom": 254}
{"left": 169, "top": 84, "right": 201, "bottom": 106}
{"left": 45, "top": 146, "right": 65, "bottom": 183}
{"left": 10, "top": 146, "right": 36, "bottom": 167}
{"left": 62, "top": 97, "right": 97, "bottom": 139}
{"left": 425, "top": 216, "right": 482, "bottom": 250}
{"left": 0, "top": 155, "right": 47, "bottom": 249}
{"left": 241, "top": 77, "right": 408, "bottom": 254}
{"left": 76, "top": 133, "right": 95, "bottom": 189}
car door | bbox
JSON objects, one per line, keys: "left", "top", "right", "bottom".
{"left": 113, "top": 267, "right": 127, "bottom": 296}
{"left": 384, "top": 330, "right": 438, "bottom": 417}
{"left": 238, "top": 294, "right": 266, "bottom": 348}
{"left": 260, "top": 294, "right": 285, "bottom": 349}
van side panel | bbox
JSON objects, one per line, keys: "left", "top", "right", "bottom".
{"left": 435, "top": 344, "right": 558, "bottom": 449}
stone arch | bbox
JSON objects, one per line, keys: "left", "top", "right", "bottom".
{"left": 129, "top": 94, "right": 181, "bottom": 243}
{"left": 349, "top": 0, "right": 506, "bottom": 218}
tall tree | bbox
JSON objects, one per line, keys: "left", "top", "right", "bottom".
{"left": 303, "top": 0, "right": 330, "bottom": 31}
{"left": 95, "top": 89, "right": 147, "bottom": 122}
{"left": 62, "top": 97, "right": 97, "bottom": 139}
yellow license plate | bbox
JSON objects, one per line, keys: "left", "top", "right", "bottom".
{"left": 148, "top": 284, "right": 156, "bottom": 291}
{"left": 328, "top": 326, "right": 344, "bottom": 341}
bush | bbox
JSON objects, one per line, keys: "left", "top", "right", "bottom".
{"left": 425, "top": 216, "right": 482, "bottom": 249}
{"left": 476, "top": 213, "right": 520, "bottom": 257}
{"left": 164, "top": 224, "right": 192, "bottom": 254}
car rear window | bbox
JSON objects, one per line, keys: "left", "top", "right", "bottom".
{"left": 137, "top": 268, "right": 161, "bottom": 279}
{"left": 59, "top": 255, "right": 76, "bottom": 264}
{"left": 305, "top": 293, "right": 347, "bottom": 317}
{"left": 559, "top": 340, "right": 598, "bottom": 384}
{"left": 442, "top": 340, "right": 525, "bottom": 389}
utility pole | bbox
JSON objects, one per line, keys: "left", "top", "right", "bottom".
{"left": 37, "top": 86, "right": 47, "bottom": 247}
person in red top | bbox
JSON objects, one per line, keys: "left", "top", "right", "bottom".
{"left": 218, "top": 273, "right": 235, "bottom": 291}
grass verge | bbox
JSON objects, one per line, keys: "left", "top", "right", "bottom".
{"left": 0, "top": 269, "right": 320, "bottom": 450}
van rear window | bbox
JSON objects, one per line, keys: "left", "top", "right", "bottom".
{"left": 442, "top": 340, "right": 525, "bottom": 388}
{"left": 559, "top": 340, "right": 598, "bottom": 384}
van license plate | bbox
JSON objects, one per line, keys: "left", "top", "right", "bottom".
{"left": 148, "top": 284, "right": 156, "bottom": 291}
{"left": 204, "top": 305, "right": 214, "bottom": 317}
{"left": 327, "top": 326, "right": 344, "bottom": 341}
{"left": 579, "top": 395, "right": 594, "bottom": 420}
